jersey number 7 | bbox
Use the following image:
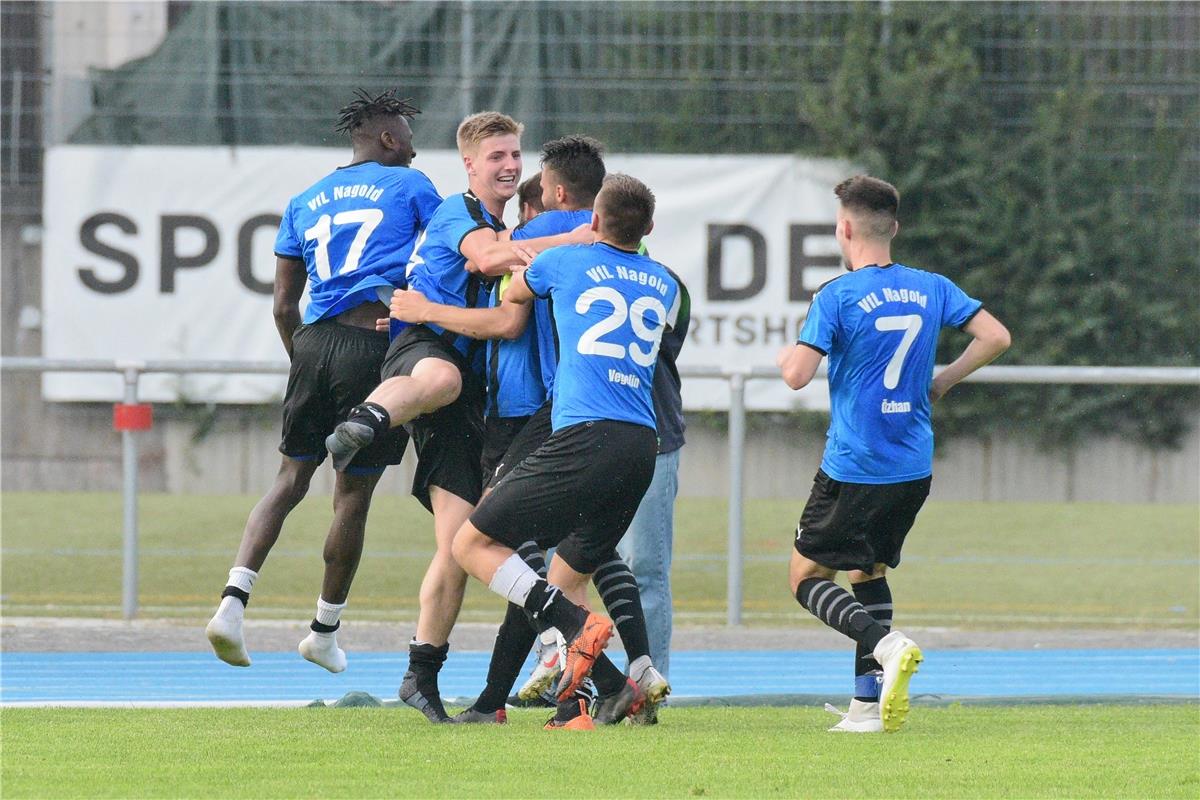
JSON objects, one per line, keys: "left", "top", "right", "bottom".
{"left": 874, "top": 314, "right": 923, "bottom": 389}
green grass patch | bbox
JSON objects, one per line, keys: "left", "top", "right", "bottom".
{"left": 2, "top": 705, "right": 1197, "bottom": 798}
{"left": 2, "top": 493, "right": 1197, "bottom": 628}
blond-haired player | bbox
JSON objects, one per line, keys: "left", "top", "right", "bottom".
{"left": 325, "top": 112, "right": 588, "bottom": 722}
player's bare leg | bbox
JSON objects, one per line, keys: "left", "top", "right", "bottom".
{"left": 207, "top": 457, "right": 319, "bottom": 667}
{"left": 452, "top": 524, "right": 612, "bottom": 703}
{"left": 298, "top": 470, "right": 384, "bottom": 673}
{"left": 790, "top": 551, "right": 920, "bottom": 733}
{"left": 399, "top": 485, "right": 472, "bottom": 722}
{"left": 326, "top": 357, "right": 461, "bottom": 471}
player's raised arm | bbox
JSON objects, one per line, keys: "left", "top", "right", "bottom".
{"left": 390, "top": 286, "right": 531, "bottom": 341}
{"left": 930, "top": 309, "right": 1011, "bottom": 401}
{"left": 272, "top": 256, "right": 307, "bottom": 359}
{"left": 460, "top": 223, "right": 592, "bottom": 277}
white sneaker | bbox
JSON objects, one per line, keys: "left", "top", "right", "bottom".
{"left": 518, "top": 630, "right": 564, "bottom": 701}
{"left": 630, "top": 664, "right": 671, "bottom": 725}
{"left": 205, "top": 596, "right": 250, "bottom": 667}
{"left": 825, "top": 699, "right": 884, "bottom": 733}
{"left": 873, "top": 631, "right": 923, "bottom": 733}
{"left": 298, "top": 630, "right": 347, "bottom": 673}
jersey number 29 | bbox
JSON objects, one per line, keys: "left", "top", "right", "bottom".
{"left": 576, "top": 287, "right": 667, "bottom": 367}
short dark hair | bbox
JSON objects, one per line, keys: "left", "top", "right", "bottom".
{"left": 335, "top": 88, "right": 420, "bottom": 136}
{"left": 540, "top": 135, "right": 606, "bottom": 205}
{"left": 596, "top": 174, "right": 654, "bottom": 246}
{"left": 517, "top": 174, "right": 544, "bottom": 213}
{"left": 834, "top": 175, "right": 900, "bottom": 239}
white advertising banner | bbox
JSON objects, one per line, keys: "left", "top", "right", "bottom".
{"left": 43, "top": 146, "right": 849, "bottom": 409}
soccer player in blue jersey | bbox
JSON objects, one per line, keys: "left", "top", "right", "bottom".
{"left": 451, "top": 174, "right": 682, "bottom": 729}
{"left": 206, "top": 90, "right": 441, "bottom": 673}
{"left": 389, "top": 140, "right": 669, "bottom": 725}
{"left": 323, "top": 112, "right": 588, "bottom": 723}
{"left": 777, "top": 175, "right": 1011, "bottom": 733}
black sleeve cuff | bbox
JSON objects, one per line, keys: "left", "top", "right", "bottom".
{"left": 456, "top": 224, "right": 491, "bottom": 254}
{"left": 957, "top": 305, "right": 983, "bottom": 331}
{"left": 798, "top": 341, "right": 827, "bottom": 357}
{"left": 274, "top": 252, "right": 303, "bottom": 262}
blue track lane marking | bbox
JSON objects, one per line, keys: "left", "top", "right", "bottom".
{"left": 1, "top": 649, "right": 1196, "bottom": 704}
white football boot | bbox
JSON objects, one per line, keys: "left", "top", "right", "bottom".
{"left": 825, "top": 699, "right": 884, "bottom": 733}
{"left": 873, "top": 631, "right": 923, "bottom": 733}
{"left": 518, "top": 629, "right": 565, "bottom": 701}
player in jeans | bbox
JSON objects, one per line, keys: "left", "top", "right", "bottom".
{"left": 777, "top": 175, "right": 1010, "bottom": 733}
{"left": 205, "top": 90, "right": 440, "bottom": 671}
{"left": 451, "top": 174, "right": 681, "bottom": 729}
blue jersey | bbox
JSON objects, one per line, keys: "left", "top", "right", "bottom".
{"left": 402, "top": 192, "right": 503, "bottom": 359}
{"left": 525, "top": 242, "right": 681, "bottom": 432}
{"left": 798, "top": 263, "right": 982, "bottom": 483}
{"left": 484, "top": 275, "right": 544, "bottom": 417}
{"left": 274, "top": 161, "right": 441, "bottom": 323}
{"left": 495, "top": 209, "right": 594, "bottom": 407}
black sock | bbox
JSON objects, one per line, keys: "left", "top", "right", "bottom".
{"left": 522, "top": 580, "right": 587, "bottom": 640}
{"left": 400, "top": 640, "right": 451, "bottom": 720}
{"left": 852, "top": 577, "right": 892, "bottom": 701}
{"left": 590, "top": 653, "right": 627, "bottom": 696}
{"left": 345, "top": 402, "right": 391, "bottom": 436}
{"left": 221, "top": 585, "right": 249, "bottom": 607}
{"left": 795, "top": 577, "right": 888, "bottom": 653}
{"left": 592, "top": 555, "right": 650, "bottom": 663}
{"left": 474, "top": 602, "right": 537, "bottom": 713}
{"left": 516, "top": 541, "right": 548, "bottom": 578}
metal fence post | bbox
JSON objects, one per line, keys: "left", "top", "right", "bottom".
{"left": 726, "top": 370, "right": 747, "bottom": 626}
{"left": 120, "top": 365, "right": 141, "bottom": 620}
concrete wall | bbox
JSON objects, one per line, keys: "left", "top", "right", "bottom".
{"left": 3, "top": 398, "right": 1196, "bottom": 504}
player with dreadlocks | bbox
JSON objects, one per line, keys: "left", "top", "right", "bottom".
{"left": 206, "top": 89, "right": 442, "bottom": 673}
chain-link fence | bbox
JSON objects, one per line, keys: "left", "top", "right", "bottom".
{"left": 3, "top": 1, "right": 1197, "bottom": 215}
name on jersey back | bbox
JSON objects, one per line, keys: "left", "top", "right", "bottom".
{"left": 584, "top": 264, "right": 671, "bottom": 297}
{"left": 306, "top": 183, "right": 385, "bottom": 211}
{"left": 855, "top": 286, "right": 929, "bottom": 314}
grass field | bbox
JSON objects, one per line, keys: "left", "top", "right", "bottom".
{"left": 2, "top": 706, "right": 1197, "bottom": 798}
{"left": 1, "top": 493, "right": 1197, "bottom": 628}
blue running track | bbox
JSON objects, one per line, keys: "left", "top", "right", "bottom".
{"left": 2, "top": 649, "right": 1196, "bottom": 705}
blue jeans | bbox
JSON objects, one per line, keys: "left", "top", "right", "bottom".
{"left": 617, "top": 448, "right": 680, "bottom": 678}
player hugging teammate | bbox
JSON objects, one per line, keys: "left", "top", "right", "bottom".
{"left": 210, "top": 94, "right": 1002, "bottom": 734}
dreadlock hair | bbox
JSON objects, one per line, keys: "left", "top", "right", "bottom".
{"left": 335, "top": 88, "right": 421, "bottom": 136}
{"left": 540, "top": 135, "right": 606, "bottom": 206}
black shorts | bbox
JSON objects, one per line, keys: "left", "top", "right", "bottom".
{"left": 382, "top": 325, "right": 485, "bottom": 511}
{"left": 794, "top": 469, "right": 931, "bottom": 573}
{"left": 481, "top": 415, "right": 531, "bottom": 490}
{"left": 485, "top": 400, "right": 553, "bottom": 489}
{"left": 470, "top": 420, "right": 657, "bottom": 574}
{"left": 279, "top": 320, "right": 408, "bottom": 473}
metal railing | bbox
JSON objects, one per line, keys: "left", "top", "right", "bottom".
{"left": 3, "top": 356, "right": 1199, "bottom": 622}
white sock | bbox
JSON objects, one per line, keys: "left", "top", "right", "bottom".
{"left": 628, "top": 655, "right": 653, "bottom": 683}
{"left": 487, "top": 553, "right": 542, "bottom": 606}
{"left": 227, "top": 567, "right": 257, "bottom": 595}
{"left": 315, "top": 597, "right": 346, "bottom": 628}
{"left": 215, "top": 595, "right": 244, "bottom": 621}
